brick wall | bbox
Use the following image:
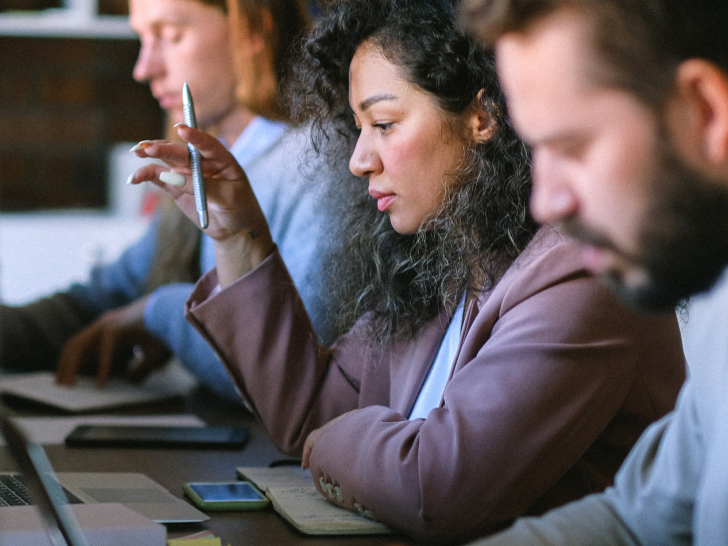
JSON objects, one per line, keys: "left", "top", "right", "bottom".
{"left": 0, "top": 33, "right": 164, "bottom": 211}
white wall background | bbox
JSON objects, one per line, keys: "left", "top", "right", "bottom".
{"left": 0, "top": 143, "right": 157, "bottom": 305}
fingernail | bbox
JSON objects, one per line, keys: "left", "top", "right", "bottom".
{"left": 129, "top": 140, "right": 153, "bottom": 152}
{"left": 126, "top": 174, "right": 135, "bottom": 185}
{"left": 159, "top": 171, "right": 186, "bottom": 187}
{"left": 173, "top": 122, "right": 185, "bottom": 128}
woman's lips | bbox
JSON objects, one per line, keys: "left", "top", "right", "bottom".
{"left": 369, "top": 189, "right": 396, "bottom": 212}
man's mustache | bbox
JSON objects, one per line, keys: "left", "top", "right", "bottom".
{"left": 559, "top": 217, "right": 617, "bottom": 251}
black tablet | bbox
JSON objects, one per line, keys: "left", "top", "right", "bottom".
{"left": 65, "top": 424, "right": 249, "bottom": 449}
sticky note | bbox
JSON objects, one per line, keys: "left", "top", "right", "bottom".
{"left": 167, "top": 538, "right": 221, "bottom": 546}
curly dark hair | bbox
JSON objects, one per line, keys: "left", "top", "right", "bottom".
{"left": 286, "top": 0, "right": 538, "bottom": 345}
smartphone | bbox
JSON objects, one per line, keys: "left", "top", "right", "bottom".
{"left": 183, "top": 480, "right": 269, "bottom": 511}
{"left": 64, "top": 425, "right": 249, "bottom": 449}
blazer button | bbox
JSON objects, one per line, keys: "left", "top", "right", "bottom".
{"left": 318, "top": 477, "right": 335, "bottom": 498}
{"left": 362, "top": 509, "right": 377, "bottom": 521}
{"left": 354, "top": 502, "right": 378, "bottom": 522}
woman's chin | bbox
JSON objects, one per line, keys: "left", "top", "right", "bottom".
{"left": 388, "top": 215, "right": 420, "bottom": 235}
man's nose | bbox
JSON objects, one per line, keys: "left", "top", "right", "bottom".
{"left": 132, "top": 41, "right": 161, "bottom": 83}
{"left": 529, "top": 150, "right": 579, "bottom": 224}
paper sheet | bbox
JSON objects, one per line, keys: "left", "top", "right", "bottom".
{"left": 0, "top": 364, "right": 197, "bottom": 413}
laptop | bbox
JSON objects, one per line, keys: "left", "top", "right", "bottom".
{"left": 0, "top": 416, "right": 209, "bottom": 525}
{"left": 1, "top": 413, "right": 89, "bottom": 546}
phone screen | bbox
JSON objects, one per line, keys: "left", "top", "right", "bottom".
{"left": 188, "top": 482, "right": 263, "bottom": 502}
{"left": 183, "top": 481, "right": 269, "bottom": 510}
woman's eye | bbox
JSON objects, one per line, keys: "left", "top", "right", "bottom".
{"left": 374, "top": 122, "right": 392, "bottom": 132}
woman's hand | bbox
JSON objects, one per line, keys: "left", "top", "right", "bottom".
{"left": 130, "top": 125, "right": 275, "bottom": 286}
{"left": 302, "top": 410, "right": 359, "bottom": 470}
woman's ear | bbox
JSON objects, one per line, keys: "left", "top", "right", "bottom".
{"left": 469, "top": 89, "right": 498, "bottom": 143}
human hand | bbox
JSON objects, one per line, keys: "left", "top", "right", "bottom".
{"left": 129, "top": 127, "right": 269, "bottom": 240}
{"left": 55, "top": 296, "right": 172, "bottom": 387}
{"left": 129, "top": 126, "right": 275, "bottom": 286}
{"left": 302, "top": 410, "right": 358, "bottom": 470}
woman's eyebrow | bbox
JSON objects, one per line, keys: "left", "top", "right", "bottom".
{"left": 360, "top": 93, "right": 398, "bottom": 111}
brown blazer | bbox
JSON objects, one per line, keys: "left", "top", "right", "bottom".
{"left": 186, "top": 226, "right": 685, "bottom": 543}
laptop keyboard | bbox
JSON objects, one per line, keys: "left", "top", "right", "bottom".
{"left": 0, "top": 474, "right": 82, "bottom": 506}
{"left": 0, "top": 475, "right": 33, "bottom": 506}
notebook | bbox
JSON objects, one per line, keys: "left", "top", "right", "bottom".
{"left": 237, "top": 466, "right": 392, "bottom": 535}
{"left": 0, "top": 418, "right": 208, "bottom": 524}
{"left": 0, "top": 414, "right": 167, "bottom": 546}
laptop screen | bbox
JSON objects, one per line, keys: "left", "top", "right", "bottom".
{"left": 0, "top": 414, "right": 88, "bottom": 546}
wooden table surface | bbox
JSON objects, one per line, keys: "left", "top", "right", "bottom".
{"left": 0, "top": 389, "right": 416, "bottom": 546}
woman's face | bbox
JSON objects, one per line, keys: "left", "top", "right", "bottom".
{"left": 349, "top": 41, "right": 470, "bottom": 235}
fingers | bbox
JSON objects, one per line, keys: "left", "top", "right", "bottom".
{"left": 131, "top": 140, "right": 190, "bottom": 165}
{"left": 55, "top": 325, "right": 100, "bottom": 386}
{"left": 150, "top": 126, "right": 242, "bottom": 179}
{"left": 301, "top": 430, "right": 318, "bottom": 470}
{"left": 175, "top": 125, "right": 227, "bottom": 159}
{"left": 128, "top": 163, "right": 190, "bottom": 196}
{"left": 125, "top": 343, "right": 172, "bottom": 384}
{"left": 95, "top": 324, "right": 122, "bottom": 387}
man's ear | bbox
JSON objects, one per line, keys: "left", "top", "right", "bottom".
{"left": 469, "top": 89, "right": 498, "bottom": 143}
{"left": 674, "top": 59, "right": 728, "bottom": 166}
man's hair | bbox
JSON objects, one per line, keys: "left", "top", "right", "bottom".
{"left": 286, "top": 0, "right": 537, "bottom": 344}
{"left": 227, "top": 0, "right": 311, "bottom": 119}
{"left": 460, "top": 0, "right": 728, "bottom": 109}
{"left": 196, "top": 0, "right": 228, "bottom": 13}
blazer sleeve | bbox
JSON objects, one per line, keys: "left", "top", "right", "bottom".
{"left": 305, "top": 236, "right": 685, "bottom": 543}
{"left": 185, "top": 249, "right": 363, "bottom": 453}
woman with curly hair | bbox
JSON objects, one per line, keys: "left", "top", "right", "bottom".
{"left": 129, "top": 0, "right": 685, "bottom": 541}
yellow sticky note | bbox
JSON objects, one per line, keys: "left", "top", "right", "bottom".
{"left": 167, "top": 538, "right": 222, "bottom": 546}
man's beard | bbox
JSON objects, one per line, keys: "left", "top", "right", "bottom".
{"left": 565, "top": 134, "right": 728, "bottom": 312}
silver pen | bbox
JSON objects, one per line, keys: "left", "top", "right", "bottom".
{"left": 183, "top": 82, "right": 208, "bottom": 229}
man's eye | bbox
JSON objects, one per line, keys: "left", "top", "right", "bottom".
{"left": 559, "top": 139, "right": 587, "bottom": 159}
{"left": 160, "top": 26, "right": 183, "bottom": 43}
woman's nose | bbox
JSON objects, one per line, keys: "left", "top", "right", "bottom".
{"left": 349, "top": 134, "right": 382, "bottom": 178}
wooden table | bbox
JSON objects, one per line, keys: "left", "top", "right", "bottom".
{"left": 0, "top": 390, "right": 416, "bottom": 546}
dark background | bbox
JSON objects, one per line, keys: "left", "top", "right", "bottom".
{"left": 0, "top": 0, "right": 165, "bottom": 211}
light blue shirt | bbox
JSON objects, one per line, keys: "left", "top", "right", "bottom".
{"left": 199, "top": 117, "right": 288, "bottom": 275}
{"left": 105, "top": 118, "right": 331, "bottom": 403}
{"left": 409, "top": 295, "right": 465, "bottom": 420}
